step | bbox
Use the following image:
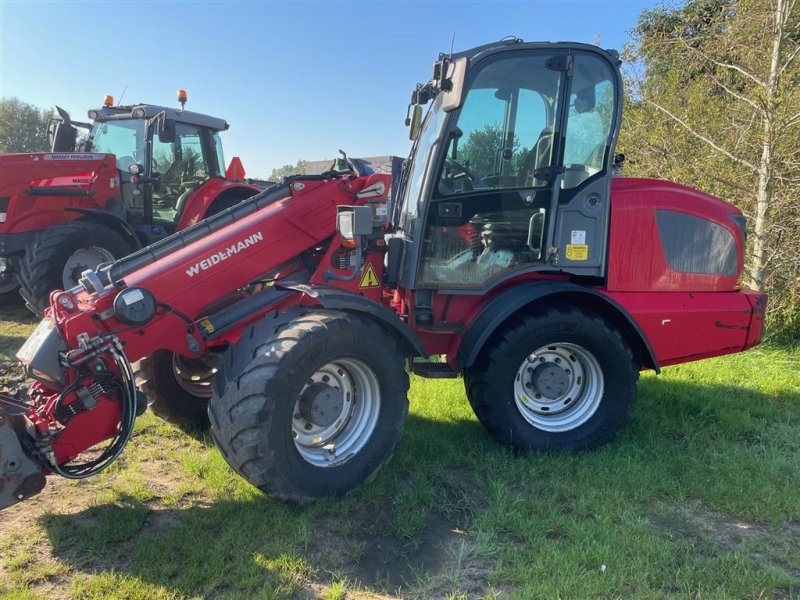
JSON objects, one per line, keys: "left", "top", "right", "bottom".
{"left": 411, "top": 360, "right": 459, "bottom": 379}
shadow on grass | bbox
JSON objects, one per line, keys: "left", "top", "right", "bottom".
{"left": 37, "top": 376, "right": 800, "bottom": 598}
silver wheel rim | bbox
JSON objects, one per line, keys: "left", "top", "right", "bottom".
{"left": 292, "top": 357, "right": 380, "bottom": 468}
{"left": 172, "top": 354, "right": 216, "bottom": 399}
{"left": 62, "top": 246, "right": 116, "bottom": 289}
{"left": 514, "top": 342, "right": 604, "bottom": 432}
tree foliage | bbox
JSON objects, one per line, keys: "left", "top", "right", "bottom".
{"left": 621, "top": 0, "right": 800, "bottom": 340}
{"left": 0, "top": 97, "right": 54, "bottom": 153}
{"left": 459, "top": 124, "right": 525, "bottom": 178}
{"left": 268, "top": 159, "right": 307, "bottom": 182}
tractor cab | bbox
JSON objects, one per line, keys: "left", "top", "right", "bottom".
{"left": 52, "top": 94, "right": 230, "bottom": 226}
{"left": 85, "top": 97, "right": 229, "bottom": 226}
{"left": 394, "top": 40, "right": 622, "bottom": 291}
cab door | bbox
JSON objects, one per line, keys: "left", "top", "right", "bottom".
{"left": 415, "top": 49, "right": 621, "bottom": 291}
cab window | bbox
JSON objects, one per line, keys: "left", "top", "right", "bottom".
{"left": 420, "top": 53, "right": 565, "bottom": 289}
{"left": 437, "top": 57, "right": 558, "bottom": 195}
{"left": 561, "top": 54, "right": 616, "bottom": 189}
{"left": 151, "top": 123, "right": 211, "bottom": 222}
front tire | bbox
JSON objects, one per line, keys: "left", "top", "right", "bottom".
{"left": 18, "top": 221, "right": 133, "bottom": 315}
{"left": 464, "top": 306, "right": 638, "bottom": 451}
{"left": 209, "top": 311, "right": 409, "bottom": 502}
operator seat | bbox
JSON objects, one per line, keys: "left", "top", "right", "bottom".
{"left": 516, "top": 128, "right": 553, "bottom": 188}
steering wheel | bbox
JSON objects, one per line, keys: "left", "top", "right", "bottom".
{"left": 442, "top": 157, "right": 476, "bottom": 192}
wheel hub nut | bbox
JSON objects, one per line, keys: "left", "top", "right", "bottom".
{"left": 298, "top": 383, "right": 343, "bottom": 428}
{"left": 532, "top": 363, "right": 570, "bottom": 399}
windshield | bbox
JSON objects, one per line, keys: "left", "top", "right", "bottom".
{"left": 88, "top": 119, "right": 146, "bottom": 171}
{"left": 398, "top": 94, "right": 446, "bottom": 232}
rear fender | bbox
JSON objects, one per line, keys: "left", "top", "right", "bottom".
{"left": 455, "top": 281, "right": 660, "bottom": 372}
{"left": 174, "top": 179, "right": 260, "bottom": 229}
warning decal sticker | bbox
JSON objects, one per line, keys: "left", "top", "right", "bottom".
{"left": 565, "top": 244, "right": 589, "bottom": 261}
{"left": 359, "top": 263, "right": 380, "bottom": 288}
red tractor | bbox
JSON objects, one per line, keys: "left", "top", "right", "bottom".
{"left": 0, "top": 92, "right": 260, "bottom": 313}
{"left": 1, "top": 39, "right": 765, "bottom": 510}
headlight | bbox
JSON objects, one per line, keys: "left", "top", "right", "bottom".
{"left": 88, "top": 110, "right": 99, "bottom": 120}
{"left": 337, "top": 212, "right": 355, "bottom": 241}
{"left": 128, "top": 163, "right": 143, "bottom": 176}
{"left": 132, "top": 107, "right": 146, "bottom": 119}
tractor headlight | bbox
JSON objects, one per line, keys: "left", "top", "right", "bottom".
{"left": 336, "top": 206, "right": 373, "bottom": 246}
{"left": 132, "top": 107, "right": 146, "bottom": 119}
{"left": 337, "top": 212, "right": 355, "bottom": 241}
{"left": 88, "top": 110, "right": 99, "bottom": 120}
{"left": 113, "top": 287, "right": 157, "bottom": 326}
{"left": 128, "top": 163, "right": 143, "bottom": 176}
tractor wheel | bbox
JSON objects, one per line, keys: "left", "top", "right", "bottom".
{"left": 464, "top": 306, "right": 638, "bottom": 451}
{"left": 134, "top": 350, "right": 216, "bottom": 430}
{"left": 0, "top": 272, "right": 21, "bottom": 305}
{"left": 18, "top": 221, "right": 133, "bottom": 315}
{"left": 209, "top": 311, "right": 409, "bottom": 502}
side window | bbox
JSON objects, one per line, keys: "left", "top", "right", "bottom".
{"left": 561, "top": 55, "right": 615, "bottom": 189}
{"left": 150, "top": 123, "right": 210, "bottom": 221}
{"left": 178, "top": 127, "right": 207, "bottom": 180}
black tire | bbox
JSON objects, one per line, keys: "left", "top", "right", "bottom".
{"left": 18, "top": 221, "right": 133, "bottom": 315}
{"left": 464, "top": 306, "right": 638, "bottom": 451}
{"left": 209, "top": 310, "right": 409, "bottom": 502}
{"left": 0, "top": 276, "right": 21, "bottom": 305}
{"left": 134, "top": 350, "right": 213, "bottom": 430}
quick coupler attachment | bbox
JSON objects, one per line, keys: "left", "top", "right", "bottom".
{"left": 0, "top": 407, "right": 46, "bottom": 511}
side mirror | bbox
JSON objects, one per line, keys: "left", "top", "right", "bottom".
{"left": 441, "top": 57, "right": 468, "bottom": 112}
{"left": 408, "top": 105, "right": 423, "bottom": 141}
{"left": 158, "top": 118, "right": 176, "bottom": 144}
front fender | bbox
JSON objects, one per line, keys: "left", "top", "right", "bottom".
{"left": 65, "top": 208, "right": 141, "bottom": 250}
{"left": 278, "top": 283, "right": 427, "bottom": 358}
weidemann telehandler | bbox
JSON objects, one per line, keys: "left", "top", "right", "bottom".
{"left": 0, "top": 39, "right": 765, "bottom": 510}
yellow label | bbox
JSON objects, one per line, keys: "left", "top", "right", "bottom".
{"left": 199, "top": 318, "right": 216, "bottom": 334}
{"left": 358, "top": 263, "right": 380, "bottom": 288}
{"left": 565, "top": 244, "right": 589, "bottom": 261}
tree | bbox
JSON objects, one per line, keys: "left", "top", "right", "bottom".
{"left": 459, "top": 124, "right": 524, "bottom": 178}
{"left": 0, "top": 97, "right": 54, "bottom": 153}
{"left": 268, "top": 159, "right": 307, "bottom": 182}
{"left": 621, "top": 0, "right": 800, "bottom": 339}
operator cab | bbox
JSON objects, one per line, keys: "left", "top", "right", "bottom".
{"left": 51, "top": 97, "right": 229, "bottom": 226}
{"left": 394, "top": 40, "right": 622, "bottom": 291}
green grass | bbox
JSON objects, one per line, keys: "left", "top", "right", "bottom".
{"left": 0, "top": 312, "right": 798, "bottom": 599}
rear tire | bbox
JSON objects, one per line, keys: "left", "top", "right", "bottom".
{"left": 134, "top": 350, "right": 214, "bottom": 430}
{"left": 209, "top": 311, "right": 409, "bottom": 502}
{"left": 464, "top": 306, "right": 638, "bottom": 451}
{"left": 18, "top": 221, "right": 133, "bottom": 315}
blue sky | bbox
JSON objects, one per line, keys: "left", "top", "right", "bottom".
{"left": 0, "top": 0, "right": 658, "bottom": 178}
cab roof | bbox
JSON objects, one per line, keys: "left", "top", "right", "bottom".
{"left": 90, "top": 104, "right": 229, "bottom": 131}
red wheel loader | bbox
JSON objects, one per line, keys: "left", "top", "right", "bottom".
{"left": 0, "top": 39, "right": 765, "bottom": 510}
{"left": 0, "top": 92, "right": 260, "bottom": 313}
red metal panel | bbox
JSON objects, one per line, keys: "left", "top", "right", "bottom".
{"left": 0, "top": 153, "right": 119, "bottom": 234}
{"left": 607, "top": 178, "right": 743, "bottom": 292}
{"left": 604, "top": 289, "right": 755, "bottom": 366}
